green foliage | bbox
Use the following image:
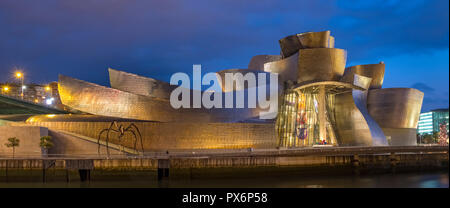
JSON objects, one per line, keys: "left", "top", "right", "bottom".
{"left": 422, "top": 134, "right": 434, "bottom": 144}
{"left": 5, "top": 137, "right": 19, "bottom": 148}
{"left": 39, "top": 136, "right": 54, "bottom": 149}
{"left": 433, "top": 131, "right": 439, "bottom": 143}
{"left": 4, "top": 137, "right": 19, "bottom": 158}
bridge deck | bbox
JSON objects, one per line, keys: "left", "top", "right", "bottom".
{"left": 0, "top": 94, "right": 68, "bottom": 114}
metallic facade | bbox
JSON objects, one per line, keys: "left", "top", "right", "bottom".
{"left": 279, "top": 34, "right": 303, "bottom": 58}
{"left": 296, "top": 31, "right": 334, "bottom": 49}
{"left": 215, "top": 69, "right": 272, "bottom": 92}
{"left": 248, "top": 55, "right": 281, "bottom": 71}
{"left": 107, "top": 68, "right": 273, "bottom": 121}
{"left": 263, "top": 52, "right": 299, "bottom": 84}
{"left": 273, "top": 30, "right": 421, "bottom": 147}
{"left": 367, "top": 88, "right": 424, "bottom": 145}
{"left": 342, "top": 63, "right": 385, "bottom": 89}
{"left": 367, "top": 88, "right": 424, "bottom": 129}
{"left": 334, "top": 75, "right": 388, "bottom": 146}
{"left": 109, "top": 68, "right": 177, "bottom": 100}
{"left": 277, "top": 77, "right": 369, "bottom": 147}
{"left": 46, "top": 30, "right": 424, "bottom": 149}
{"left": 297, "top": 48, "right": 347, "bottom": 84}
{"left": 59, "top": 75, "right": 264, "bottom": 123}
{"left": 109, "top": 68, "right": 204, "bottom": 105}
{"left": 279, "top": 30, "right": 335, "bottom": 58}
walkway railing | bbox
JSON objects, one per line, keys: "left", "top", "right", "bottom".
{"left": 0, "top": 145, "right": 448, "bottom": 160}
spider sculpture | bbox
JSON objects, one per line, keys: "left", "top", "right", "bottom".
{"left": 97, "top": 121, "right": 144, "bottom": 156}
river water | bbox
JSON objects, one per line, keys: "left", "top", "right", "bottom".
{"left": 0, "top": 171, "right": 448, "bottom": 188}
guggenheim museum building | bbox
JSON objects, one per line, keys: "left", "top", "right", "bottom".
{"left": 18, "top": 31, "right": 424, "bottom": 153}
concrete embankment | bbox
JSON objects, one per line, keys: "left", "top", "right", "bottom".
{"left": 0, "top": 146, "right": 448, "bottom": 182}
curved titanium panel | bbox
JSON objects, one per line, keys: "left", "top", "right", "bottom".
{"left": 26, "top": 114, "right": 152, "bottom": 122}
{"left": 58, "top": 75, "right": 264, "bottom": 123}
{"left": 109, "top": 68, "right": 177, "bottom": 100}
{"left": 108, "top": 69, "right": 273, "bottom": 121}
{"left": 264, "top": 52, "right": 299, "bottom": 83}
{"left": 367, "top": 88, "right": 424, "bottom": 129}
{"left": 297, "top": 31, "right": 334, "bottom": 49}
{"left": 279, "top": 34, "right": 302, "bottom": 58}
{"left": 292, "top": 80, "right": 365, "bottom": 92}
{"left": 248, "top": 55, "right": 281, "bottom": 71}
{"left": 297, "top": 48, "right": 347, "bottom": 84}
{"left": 342, "top": 63, "right": 385, "bottom": 89}
{"left": 109, "top": 68, "right": 209, "bottom": 110}
{"left": 215, "top": 69, "right": 272, "bottom": 92}
{"left": 334, "top": 75, "right": 388, "bottom": 146}
{"left": 279, "top": 31, "right": 334, "bottom": 58}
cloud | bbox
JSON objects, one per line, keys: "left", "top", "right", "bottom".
{"left": 411, "top": 83, "right": 435, "bottom": 93}
{"left": 0, "top": 0, "right": 447, "bottom": 111}
{"left": 411, "top": 83, "right": 449, "bottom": 112}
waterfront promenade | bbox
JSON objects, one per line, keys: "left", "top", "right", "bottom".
{"left": 0, "top": 146, "right": 447, "bottom": 171}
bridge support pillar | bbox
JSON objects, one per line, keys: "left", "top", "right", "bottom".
{"left": 157, "top": 159, "right": 170, "bottom": 180}
{"left": 390, "top": 152, "right": 398, "bottom": 174}
{"left": 78, "top": 169, "right": 91, "bottom": 182}
{"left": 352, "top": 154, "right": 360, "bottom": 175}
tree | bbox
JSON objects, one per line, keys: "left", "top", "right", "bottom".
{"left": 422, "top": 134, "right": 433, "bottom": 144}
{"left": 432, "top": 131, "right": 439, "bottom": 143}
{"left": 39, "top": 136, "right": 54, "bottom": 149}
{"left": 5, "top": 137, "right": 20, "bottom": 158}
{"left": 39, "top": 136, "right": 54, "bottom": 157}
{"left": 438, "top": 123, "right": 448, "bottom": 146}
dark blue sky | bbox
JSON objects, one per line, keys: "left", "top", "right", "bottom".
{"left": 0, "top": 0, "right": 448, "bottom": 111}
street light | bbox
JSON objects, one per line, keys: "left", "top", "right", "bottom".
{"left": 2, "top": 86, "right": 9, "bottom": 95}
{"left": 15, "top": 71, "right": 24, "bottom": 99}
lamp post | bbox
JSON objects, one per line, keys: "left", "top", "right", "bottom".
{"left": 2, "top": 86, "right": 9, "bottom": 95}
{"left": 15, "top": 72, "right": 24, "bottom": 99}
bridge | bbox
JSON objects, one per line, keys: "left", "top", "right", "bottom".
{"left": 0, "top": 94, "right": 68, "bottom": 115}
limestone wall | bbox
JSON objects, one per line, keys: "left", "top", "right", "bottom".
{"left": 48, "top": 130, "right": 122, "bottom": 157}
{"left": 0, "top": 126, "right": 47, "bottom": 157}
{"left": 382, "top": 128, "right": 417, "bottom": 146}
{"left": 27, "top": 121, "right": 277, "bottom": 150}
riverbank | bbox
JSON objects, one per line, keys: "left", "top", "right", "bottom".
{"left": 0, "top": 169, "right": 448, "bottom": 188}
{"left": 0, "top": 146, "right": 447, "bottom": 187}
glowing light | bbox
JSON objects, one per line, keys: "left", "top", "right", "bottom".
{"left": 3, "top": 86, "right": 9, "bottom": 91}
{"left": 46, "top": 114, "right": 56, "bottom": 118}
{"left": 45, "top": 86, "right": 51, "bottom": 91}
{"left": 34, "top": 99, "right": 39, "bottom": 103}
{"left": 45, "top": 98, "right": 53, "bottom": 105}
{"left": 15, "top": 72, "right": 22, "bottom": 78}
{"left": 22, "top": 85, "right": 26, "bottom": 89}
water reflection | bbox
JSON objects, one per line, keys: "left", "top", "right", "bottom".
{"left": 0, "top": 171, "right": 448, "bottom": 188}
